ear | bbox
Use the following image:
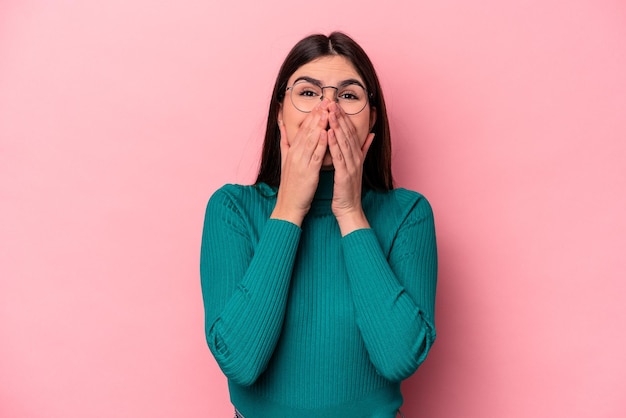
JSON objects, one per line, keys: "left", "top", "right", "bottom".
{"left": 369, "top": 106, "right": 377, "bottom": 131}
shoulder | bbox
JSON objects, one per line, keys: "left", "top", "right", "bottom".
{"left": 393, "top": 188, "right": 434, "bottom": 221}
{"left": 363, "top": 188, "right": 434, "bottom": 250}
{"left": 204, "top": 183, "right": 277, "bottom": 225}
{"left": 207, "top": 183, "right": 276, "bottom": 208}
{"left": 365, "top": 187, "right": 434, "bottom": 224}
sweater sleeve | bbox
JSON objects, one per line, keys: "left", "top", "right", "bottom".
{"left": 200, "top": 186, "right": 301, "bottom": 386}
{"left": 341, "top": 194, "right": 437, "bottom": 382}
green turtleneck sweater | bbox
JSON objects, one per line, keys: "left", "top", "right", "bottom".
{"left": 200, "top": 171, "right": 437, "bottom": 418}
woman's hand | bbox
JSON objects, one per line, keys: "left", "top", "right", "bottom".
{"left": 271, "top": 100, "right": 330, "bottom": 227}
{"left": 327, "top": 102, "right": 375, "bottom": 236}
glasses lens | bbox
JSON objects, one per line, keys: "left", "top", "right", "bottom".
{"left": 335, "top": 83, "right": 367, "bottom": 115}
{"left": 290, "top": 81, "right": 368, "bottom": 115}
{"left": 290, "top": 81, "right": 322, "bottom": 113}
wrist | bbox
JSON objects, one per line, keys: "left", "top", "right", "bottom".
{"left": 335, "top": 208, "right": 370, "bottom": 236}
{"left": 271, "top": 202, "right": 307, "bottom": 227}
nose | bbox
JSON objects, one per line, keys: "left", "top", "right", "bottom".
{"left": 320, "top": 86, "right": 339, "bottom": 103}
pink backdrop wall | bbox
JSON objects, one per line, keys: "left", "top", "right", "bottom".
{"left": 2, "top": 1, "right": 625, "bottom": 417}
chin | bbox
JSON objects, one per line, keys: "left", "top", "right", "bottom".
{"left": 321, "top": 153, "right": 334, "bottom": 170}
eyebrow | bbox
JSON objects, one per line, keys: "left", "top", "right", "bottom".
{"left": 293, "top": 76, "right": 366, "bottom": 89}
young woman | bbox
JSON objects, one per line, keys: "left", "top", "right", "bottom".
{"left": 201, "top": 32, "right": 437, "bottom": 418}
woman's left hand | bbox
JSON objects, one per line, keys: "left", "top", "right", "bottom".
{"left": 327, "top": 102, "right": 375, "bottom": 236}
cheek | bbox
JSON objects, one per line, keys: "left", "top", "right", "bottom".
{"left": 350, "top": 115, "right": 372, "bottom": 146}
{"left": 282, "top": 106, "right": 307, "bottom": 145}
{"left": 285, "top": 125, "right": 299, "bottom": 146}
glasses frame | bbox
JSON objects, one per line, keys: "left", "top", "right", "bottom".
{"left": 285, "top": 80, "right": 371, "bottom": 115}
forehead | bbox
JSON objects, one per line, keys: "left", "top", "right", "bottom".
{"left": 288, "top": 55, "right": 362, "bottom": 84}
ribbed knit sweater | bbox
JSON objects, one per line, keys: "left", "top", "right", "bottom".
{"left": 200, "top": 171, "right": 437, "bottom": 418}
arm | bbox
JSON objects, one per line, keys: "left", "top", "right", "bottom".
{"left": 202, "top": 99, "right": 329, "bottom": 384}
{"left": 342, "top": 196, "right": 437, "bottom": 382}
{"left": 326, "top": 101, "right": 437, "bottom": 381}
{"left": 200, "top": 187, "right": 301, "bottom": 386}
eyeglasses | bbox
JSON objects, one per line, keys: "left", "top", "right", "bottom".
{"left": 286, "top": 79, "right": 370, "bottom": 115}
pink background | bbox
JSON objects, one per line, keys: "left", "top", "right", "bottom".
{"left": 1, "top": 0, "right": 625, "bottom": 417}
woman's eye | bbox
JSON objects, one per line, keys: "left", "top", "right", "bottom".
{"left": 300, "top": 90, "right": 318, "bottom": 97}
{"left": 339, "top": 92, "right": 359, "bottom": 101}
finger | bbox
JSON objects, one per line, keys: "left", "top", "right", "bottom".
{"left": 328, "top": 102, "right": 341, "bottom": 131}
{"left": 329, "top": 109, "right": 358, "bottom": 169}
{"left": 287, "top": 110, "right": 327, "bottom": 172}
{"left": 295, "top": 102, "right": 328, "bottom": 150}
{"left": 300, "top": 102, "right": 329, "bottom": 154}
{"left": 302, "top": 110, "right": 327, "bottom": 155}
{"left": 310, "top": 129, "right": 328, "bottom": 169}
{"left": 327, "top": 129, "right": 344, "bottom": 168}
{"left": 304, "top": 99, "right": 331, "bottom": 130}
{"left": 302, "top": 103, "right": 324, "bottom": 131}
{"left": 333, "top": 106, "right": 358, "bottom": 149}
{"left": 316, "top": 98, "right": 330, "bottom": 127}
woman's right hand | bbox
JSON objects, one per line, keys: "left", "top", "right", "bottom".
{"left": 270, "top": 100, "right": 330, "bottom": 227}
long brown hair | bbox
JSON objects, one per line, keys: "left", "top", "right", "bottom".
{"left": 255, "top": 32, "right": 393, "bottom": 191}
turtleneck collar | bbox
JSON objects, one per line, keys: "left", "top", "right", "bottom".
{"left": 308, "top": 170, "right": 334, "bottom": 216}
{"left": 257, "top": 170, "right": 337, "bottom": 215}
{"left": 314, "top": 170, "right": 335, "bottom": 200}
